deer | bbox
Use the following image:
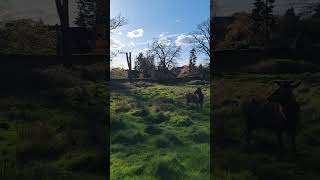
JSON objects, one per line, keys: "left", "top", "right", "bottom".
{"left": 241, "top": 80, "right": 301, "bottom": 152}
{"left": 267, "top": 80, "right": 301, "bottom": 152}
{"left": 186, "top": 87, "right": 204, "bottom": 109}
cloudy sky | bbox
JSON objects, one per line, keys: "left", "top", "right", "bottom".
{"left": 0, "top": 0, "right": 78, "bottom": 25}
{"left": 111, "top": 0, "right": 210, "bottom": 68}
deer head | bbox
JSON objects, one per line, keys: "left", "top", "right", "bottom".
{"left": 268, "top": 80, "right": 301, "bottom": 104}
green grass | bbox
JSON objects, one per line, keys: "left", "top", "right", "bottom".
{"left": 0, "top": 64, "right": 107, "bottom": 179}
{"left": 111, "top": 81, "right": 210, "bottom": 179}
{"left": 213, "top": 72, "right": 320, "bottom": 179}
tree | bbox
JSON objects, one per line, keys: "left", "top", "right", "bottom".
{"left": 251, "top": 0, "right": 265, "bottom": 34}
{"left": 188, "top": 48, "right": 197, "bottom": 73}
{"left": 134, "top": 52, "right": 155, "bottom": 78}
{"left": 55, "top": 0, "right": 70, "bottom": 55}
{"left": 0, "top": 19, "right": 56, "bottom": 55}
{"left": 299, "top": 1, "right": 320, "bottom": 18}
{"left": 192, "top": 18, "right": 210, "bottom": 57}
{"left": 126, "top": 52, "right": 133, "bottom": 82}
{"left": 110, "top": 14, "right": 128, "bottom": 61}
{"left": 264, "top": 0, "right": 276, "bottom": 41}
{"left": 75, "top": 0, "right": 96, "bottom": 28}
{"left": 251, "top": 0, "right": 276, "bottom": 45}
{"left": 150, "top": 38, "right": 181, "bottom": 71}
{"left": 110, "top": 14, "right": 127, "bottom": 31}
{"left": 223, "top": 12, "right": 254, "bottom": 48}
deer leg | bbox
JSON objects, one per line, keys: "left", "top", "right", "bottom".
{"left": 245, "top": 127, "right": 252, "bottom": 145}
{"left": 290, "top": 134, "right": 296, "bottom": 153}
{"left": 277, "top": 131, "right": 283, "bottom": 149}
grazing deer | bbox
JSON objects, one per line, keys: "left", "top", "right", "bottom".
{"left": 186, "top": 87, "right": 204, "bottom": 108}
{"left": 242, "top": 80, "right": 301, "bottom": 152}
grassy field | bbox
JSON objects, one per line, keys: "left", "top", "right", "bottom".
{"left": 0, "top": 63, "right": 107, "bottom": 179}
{"left": 213, "top": 71, "right": 320, "bottom": 180}
{"left": 110, "top": 80, "right": 210, "bottom": 179}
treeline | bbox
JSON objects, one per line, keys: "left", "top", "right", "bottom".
{"left": 216, "top": 0, "right": 320, "bottom": 49}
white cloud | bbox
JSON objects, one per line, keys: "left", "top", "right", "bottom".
{"left": 111, "top": 38, "right": 125, "bottom": 50}
{"left": 117, "top": 31, "right": 123, "bottom": 35}
{"left": 136, "top": 40, "right": 152, "bottom": 46}
{"left": 142, "top": 47, "right": 149, "bottom": 52}
{"left": 127, "top": 28, "right": 144, "bottom": 38}
{"left": 160, "top": 32, "right": 170, "bottom": 37}
{"left": 175, "top": 19, "right": 182, "bottom": 23}
{"left": 130, "top": 42, "right": 135, "bottom": 46}
{"left": 175, "top": 34, "right": 194, "bottom": 46}
{"left": 159, "top": 35, "right": 171, "bottom": 45}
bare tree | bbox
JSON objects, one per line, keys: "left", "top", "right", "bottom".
{"left": 55, "top": 0, "right": 70, "bottom": 55}
{"left": 110, "top": 14, "right": 127, "bottom": 31}
{"left": 110, "top": 14, "right": 127, "bottom": 61}
{"left": 150, "top": 38, "right": 181, "bottom": 71}
{"left": 192, "top": 18, "right": 210, "bottom": 58}
{"left": 300, "top": 1, "right": 320, "bottom": 17}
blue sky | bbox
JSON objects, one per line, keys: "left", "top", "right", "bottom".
{"left": 110, "top": 0, "right": 210, "bottom": 68}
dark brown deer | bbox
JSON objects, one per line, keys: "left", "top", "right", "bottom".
{"left": 242, "top": 80, "right": 301, "bottom": 152}
{"left": 242, "top": 97, "right": 288, "bottom": 148}
{"left": 186, "top": 87, "right": 204, "bottom": 108}
{"left": 267, "top": 80, "right": 301, "bottom": 152}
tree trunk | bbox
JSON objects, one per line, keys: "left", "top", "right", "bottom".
{"left": 55, "top": 0, "right": 70, "bottom": 56}
{"left": 126, "top": 52, "right": 133, "bottom": 83}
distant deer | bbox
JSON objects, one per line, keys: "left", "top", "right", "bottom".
{"left": 186, "top": 87, "right": 204, "bottom": 108}
{"left": 242, "top": 80, "right": 301, "bottom": 152}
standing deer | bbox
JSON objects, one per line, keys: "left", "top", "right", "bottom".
{"left": 267, "top": 80, "right": 301, "bottom": 152}
{"left": 186, "top": 87, "right": 204, "bottom": 108}
{"left": 242, "top": 80, "right": 301, "bottom": 152}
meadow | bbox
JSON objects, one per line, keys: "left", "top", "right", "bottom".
{"left": 0, "top": 63, "right": 108, "bottom": 179}
{"left": 212, "top": 61, "right": 320, "bottom": 180}
{"left": 110, "top": 80, "right": 210, "bottom": 180}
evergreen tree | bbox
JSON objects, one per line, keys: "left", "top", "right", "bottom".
{"left": 75, "top": 0, "right": 96, "bottom": 28}
{"left": 252, "top": 0, "right": 265, "bottom": 33}
{"left": 188, "top": 48, "right": 197, "bottom": 73}
{"left": 134, "top": 52, "right": 155, "bottom": 78}
{"left": 251, "top": 0, "right": 275, "bottom": 44}
{"left": 265, "top": 0, "right": 276, "bottom": 40}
